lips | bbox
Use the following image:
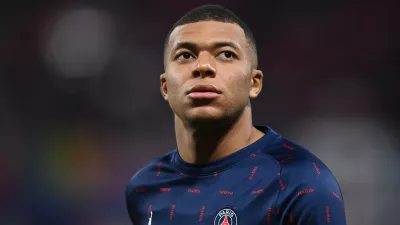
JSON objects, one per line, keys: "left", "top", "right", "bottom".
{"left": 188, "top": 84, "right": 221, "bottom": 99}
{"left": 189, "top": 84, "right": 221, "bottom": 94}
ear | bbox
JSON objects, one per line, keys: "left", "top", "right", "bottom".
{"left": 249, "top": 69, "right": 263, "bottom": 99}
{"left": 160, "top": 73, "right": 168, "bottom": 101}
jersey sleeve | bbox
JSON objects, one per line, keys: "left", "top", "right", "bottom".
{"left": 291, "top": 179, "right": 346, "bottom": 224}
{"left": 277, "top": 173, "right": 347, "bottom": 225}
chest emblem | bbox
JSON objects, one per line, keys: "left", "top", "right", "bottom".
{"left": 214, "top": 208, "right": 237, "bottom": 225}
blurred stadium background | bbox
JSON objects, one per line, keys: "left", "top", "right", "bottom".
{"left": 0, "top": 0, "right": 398, "bottom": 225}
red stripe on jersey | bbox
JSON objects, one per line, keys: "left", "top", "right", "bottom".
{"left": 169, "top": 205, "right": 175, "bottom": 220}
{"left": 249, "top": 166, "right": 259, "bottom": 180}
{"left": 297, "top": 188, "right": 314, "bottom": 196}
{"left": 266, "top": 208, "right": 272, "bottom": 225}
{"left": 279, "top": 179, "right": 285, "bottom": 190}
{"left": 251, "top": 189, "right": 264, "bottom": 194}
{"left": 312, "top": 162, "right": 321, "bottom": 175}
{"left": 157, "top": 162, "right": 162, "bottom": 176}
{"left": 199, "top": 206, "right": 206, "bottom": 222}
{"left": 333, "top": 192, "right": 342, "bottom": 200}
{"left": 326, "top": 206, "right": 331, "bottom": 223}
{"left": 279, "top": 156, "right": 295, "bottom": 163}
{"left": 219, "top": 190, "right": 234, "bottom": 195}
{"left": 282, "top": 143, "right": 294, "bottom": 150}
{"left": 188, "top": 188, "right": 200, "bottom": 194}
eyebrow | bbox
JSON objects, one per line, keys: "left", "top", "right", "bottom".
{"left": 172, "top": 41, "right": 241, "bottom": 53}
{"left": 173, "top": 42, "right": 198, "bottom": 52}
{"left": 213, "top": 41, "right": 240, "bottom": 51}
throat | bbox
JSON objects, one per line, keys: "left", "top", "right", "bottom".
{"left": 177, "top": 122, "right": 264, "bottom": 164}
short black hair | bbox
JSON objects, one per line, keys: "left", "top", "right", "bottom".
{"left": 164, "top": 4, "right": 258, "bottom": 68}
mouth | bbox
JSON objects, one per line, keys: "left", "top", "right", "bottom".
{"left": 187, "top": 84, "right": 221, "bottom": 99}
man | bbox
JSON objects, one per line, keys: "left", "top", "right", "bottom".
{"left": 126, "top": 4, "right": 346, "bottom": 225}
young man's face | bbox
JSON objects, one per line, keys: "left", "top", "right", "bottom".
{"left": 161, "top": 21, "right": 263, "bottom": 123}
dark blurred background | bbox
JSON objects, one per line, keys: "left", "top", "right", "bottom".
{"left": 0, "top": 0, "right": 398, "bottom": 225}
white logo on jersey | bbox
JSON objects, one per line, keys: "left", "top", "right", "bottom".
{"left": 214, "top": 208, "right": 237, "bottom": 225}
{"left": 148, "top": 211, "right": 152, "bottom": 225}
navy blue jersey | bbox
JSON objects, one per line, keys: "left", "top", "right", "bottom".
{"left": 126, "top": 126, "right": 346, "bottom": 225}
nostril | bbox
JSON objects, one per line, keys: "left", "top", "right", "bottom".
{"left": 193, "top": 70, "right": 201, "bottom": 77}
{"left": 205, "top": 70, "right": 214, "bottom": 76}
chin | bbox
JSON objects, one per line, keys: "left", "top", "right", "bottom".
{"left": 185, "top": 107, "right": 226, "bottom": 122}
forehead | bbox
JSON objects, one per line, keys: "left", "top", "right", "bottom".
{"left": 168, "top": 21, "right": 248, "bottom": 50}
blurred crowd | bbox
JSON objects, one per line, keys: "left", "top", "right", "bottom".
{"left": 0, "top": 1, "right": 398, "bottom": 225}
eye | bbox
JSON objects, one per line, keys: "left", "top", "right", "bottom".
{"left": 218, "top": 51, "right": 236, "bottom": 60}
{"left": 176, "top": 52, "right": 194, "bottom": 60}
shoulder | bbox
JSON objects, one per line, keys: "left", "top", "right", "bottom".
{"left": 125, "top": 149, "right": 177, "bottom": 197}
{"left": 259, "top": 132, "right": 343, "bottom": 197}
{"left": 264, "top": 138, "right": 346, "bottom": 223}
{"left": 259, "top": 134, "right": 344, "bottom": 212}
{"left": 261, "top": 134, "right": 338, "bottom": 182}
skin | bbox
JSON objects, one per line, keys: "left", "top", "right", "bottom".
{"left": 160, "top": 21, "right": 264, "bottom": 164}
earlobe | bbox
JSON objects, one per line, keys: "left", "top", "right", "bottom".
{"left": 160, "top": 73, "right": 168, "bottom": 101}
{"left": 249, "top": 69, "right": 263, "bottom": 99}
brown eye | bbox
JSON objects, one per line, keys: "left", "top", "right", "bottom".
{"left": 177, "top": 52, "right": 194, "bottom": 60}
{"left": 183, "top": 53, "right": 192, "bottom": 59}
{"left": 223, "top": 52, "right": 232, "bottom": 58}
{"left": 218, "top": 51, "right": 236, "bottom": 60}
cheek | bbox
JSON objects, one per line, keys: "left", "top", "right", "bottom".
{"left": 226, "top": 72, "right": 250, "bottom": 96}
{"left": 165, "top": 72, "right": 186, "bottom": 97}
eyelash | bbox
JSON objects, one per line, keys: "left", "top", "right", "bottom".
{"left": 175, "top": 51, "right": 237, "bottom": 60}
{"left": 175, "top": 51, "right": 194, "bottom": 60}
{"left": 219, "top": 51, "right": 237, "bottom": 59}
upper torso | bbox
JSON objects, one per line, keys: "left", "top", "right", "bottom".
{"left": 126, "top": 126, "right": 346, "bottom": 225}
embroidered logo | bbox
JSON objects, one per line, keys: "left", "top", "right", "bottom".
{"left": 214, "top": 208, "right": 237, "bottom": 225}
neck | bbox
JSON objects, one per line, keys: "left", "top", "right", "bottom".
{"left": 174, "top": 106, "right": 264, "bottom": 164}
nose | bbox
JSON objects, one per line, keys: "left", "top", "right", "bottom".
{"left": 192, "top": 52, "right": 216, "bottom": 78}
